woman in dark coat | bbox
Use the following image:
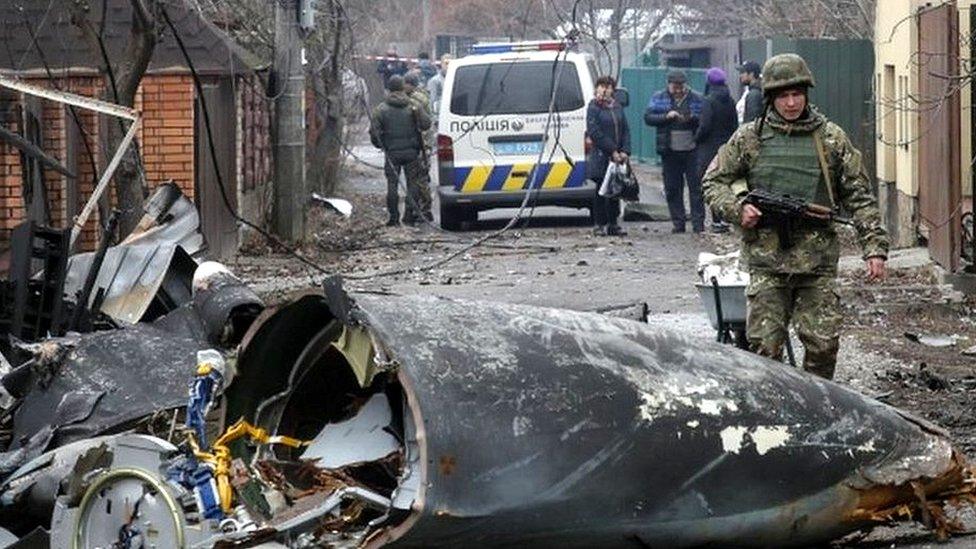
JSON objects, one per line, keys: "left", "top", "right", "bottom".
{"left": 695, "top": 67, "right": 738, "bottom": 232}
{"left": 586, "top": 75, "right": 631, "bottom": 236}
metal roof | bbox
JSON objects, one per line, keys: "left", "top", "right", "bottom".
{"left": 0, "top": 0, "right": 267, "bottom": 77}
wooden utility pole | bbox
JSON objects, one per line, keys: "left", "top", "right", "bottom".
{"left": 273, "top": 0, "right": 306, "bottom": 242}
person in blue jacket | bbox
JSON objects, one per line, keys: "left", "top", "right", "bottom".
{"left": 644, "top": 70, "right": 705, "bottom": 233}
{"left": 586, "top": 75, "right": 631, "bottom": 236}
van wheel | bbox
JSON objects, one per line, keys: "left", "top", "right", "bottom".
{"left": 440, "top": 204, "right": 471, "bottom": 231}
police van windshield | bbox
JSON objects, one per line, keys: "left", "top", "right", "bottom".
{"left": 450, "top": 61, "right": 583, "bottom": 116}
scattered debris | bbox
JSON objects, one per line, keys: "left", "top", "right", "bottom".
{"left": 622, "top": 201, "right": 671, "bottom": 222}
{"left": 904, "top": 332, "right": 959, "bottom": 348}
{"left": 311, "top": 193, "right": 354, "bottom": 218}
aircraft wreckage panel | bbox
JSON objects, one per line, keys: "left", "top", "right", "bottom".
{"left": 345, "top": 293, "right": 966, "bottom": 547}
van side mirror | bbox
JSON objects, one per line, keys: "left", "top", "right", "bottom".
{"left": 613, "top": 87, "right": 630, "bottom": 108}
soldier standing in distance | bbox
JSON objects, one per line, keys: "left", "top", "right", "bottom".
{"left": 369, "top": 75, "right": 433, "bottom": 226}
{"left": 702, "top": 54, "right": 889, "bottom": 380}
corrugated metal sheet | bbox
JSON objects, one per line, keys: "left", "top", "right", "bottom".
{"left": 917, "top": 4, "right": 962, "bottom": 272}
{"left": 195, "top": 78, "right": 239, "bottom": 259}
{"left": 619, "top": 67, "right": 708, "bottom": 164}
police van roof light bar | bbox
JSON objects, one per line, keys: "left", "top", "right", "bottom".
{"left": 470, "top": 41, "right": 567, "bottom": 55}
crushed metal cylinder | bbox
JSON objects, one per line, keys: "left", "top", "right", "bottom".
{"left": 0, "top": 280, "right": 973, "bottom": 547}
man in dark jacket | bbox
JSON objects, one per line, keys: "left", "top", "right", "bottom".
{"left": 645, "top": 70, "right": 705, "bottom": 233}
{"left": 737, "top": 61, "right": 764, "bottom": 124}
{"left": 370, "top": 75, "right": 433, "bottom": 226}
{"left": 377, "top": 49, "right": 408, "bottom": 88}
{"left": 695, "top": 67, "right": 738, "bottom": 233}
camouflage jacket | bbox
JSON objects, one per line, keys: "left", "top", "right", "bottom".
{"left": 409, "top": 88, "right": 434, "bottom": 146}
{"left": 702, "top": 107, "right": 889, "bottom": 275}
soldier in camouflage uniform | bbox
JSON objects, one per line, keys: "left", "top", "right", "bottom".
{"left": 702, "top": 54, "right": 888, "bottom": 379}
{"left": 404, "top": 71, "right": 435, "bottom": 220}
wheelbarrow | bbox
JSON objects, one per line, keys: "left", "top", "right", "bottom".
{"left": 696, "top": 277, "right": 796, "bottom": 366}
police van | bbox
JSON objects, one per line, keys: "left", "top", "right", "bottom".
{"left": 435, "top": 40, "right": 601, "bottom": 230}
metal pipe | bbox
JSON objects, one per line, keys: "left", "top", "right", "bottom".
{"left": 68, "top": 118, "right": 141, "bottom": 251}
{"left": 69, "top": 211, "right": 118, "bottom": 330}
{"left": 272, "top": 487, "right": 391, "bottom": 533}
{"left": 0, "top": 74, "right": 138, "bottom": 121}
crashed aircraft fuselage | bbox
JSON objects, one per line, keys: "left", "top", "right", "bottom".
{"left": 224, "top": 288, "right": 971, "bottom": 548}
{"left": 1, "top": 283, "right": 971, "bottom": 547}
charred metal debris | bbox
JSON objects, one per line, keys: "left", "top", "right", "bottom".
{"left": 1, "top": 197, "right": 976, "bottom": 547}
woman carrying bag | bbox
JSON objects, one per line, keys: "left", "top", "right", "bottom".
{"left": 586, "top": 75, "right": 632, "bottom": 236}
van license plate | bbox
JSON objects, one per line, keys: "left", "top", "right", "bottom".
{"left": 493, "top": 141, "right": 543, "bottom": 156}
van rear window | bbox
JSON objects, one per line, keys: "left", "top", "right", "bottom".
{"left": 450, "top": 61, "right": 584, "bottom": 116}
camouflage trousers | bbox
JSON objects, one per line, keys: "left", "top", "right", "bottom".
{"left": 745, "top": 272, "right": 842, "bottom": 379}
{"left": 384, "top": 155, "right": 432, "bottom": 224}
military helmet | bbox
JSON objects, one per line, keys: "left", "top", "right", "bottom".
{"left": 762, "top": 54, "right": 815, "bottom": 94}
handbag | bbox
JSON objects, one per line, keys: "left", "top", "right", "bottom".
{"left": 599, "top": 161, "right": 640, "bottom": 201}
{"left": 619, "top": 160, "right": 640, "bottom": 202}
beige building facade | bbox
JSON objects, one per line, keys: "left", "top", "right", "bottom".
{"left": 875, "top": 0, "right": 973, "bottom": 249}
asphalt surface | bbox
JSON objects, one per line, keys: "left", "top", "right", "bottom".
{"left": 231, "top": 140, "right": 976, "bottom": 548}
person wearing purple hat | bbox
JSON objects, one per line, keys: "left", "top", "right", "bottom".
{"left": 695, "top": 67, "right": 738, "bottom": 233}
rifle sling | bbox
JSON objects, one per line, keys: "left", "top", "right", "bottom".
{"left": 812, "top": 130, "right": 836, "bottom": 208}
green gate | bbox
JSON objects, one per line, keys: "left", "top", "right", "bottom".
{"left": 738, "top": 38, "right": 875, "bottom": 179}
{"left": 619, "top": 67, "right": 708, "bottom": 164}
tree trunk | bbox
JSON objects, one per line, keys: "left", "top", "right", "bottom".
{"left": 109, "top": 1, "right": 157, "bottom": 237}
{"left": 71, "top": 0, "right": 158, "bottom": 239}
{"left": 315, "top": 0, "right": 345, "bottom": 197}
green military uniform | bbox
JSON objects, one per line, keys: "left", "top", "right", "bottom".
{"left": 702, "top": 54, "right": 888, "bottom": 379}
{"left": 409, "top": 87, "right": 435, "bottom": 163}
{"left": 370, "top": 88, "right": 433, "bottom": 224}
{"left": 406, "top": 87, "right": 434, "bottom": 220}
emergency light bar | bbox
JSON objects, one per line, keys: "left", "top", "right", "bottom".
{"left": 470, "top": 40, "right": 567, "bottom": 54}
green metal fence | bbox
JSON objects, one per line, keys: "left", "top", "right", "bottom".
{"left": 625, "top": 39, "right": 874, "bottom": 173}
{"left": 619, "top": 67, "right": 709, "bottom": 164}
{"left": 738, "top": 38, "right": 875, "bottom": 179}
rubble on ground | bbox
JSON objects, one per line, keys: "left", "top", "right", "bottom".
{"left": 0, "top": 190, "right": 975, "bottom": 547}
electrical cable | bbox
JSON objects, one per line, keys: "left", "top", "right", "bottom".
{"left": 343, "top": 36, "right": 578, "bottom": 280}
{"left": 327, "top": 0, "right": 588, "bottom": 279}
{"left": 160, "top": 5, "right": 332, "bottom": 276}
{"left": 16, "top": 3, "right": 106, "bottom": 231}
{"left": 172, "top": 0, "right": 585, "bottom": 283}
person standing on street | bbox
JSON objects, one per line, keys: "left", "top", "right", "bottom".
{"left": 404, "top": 71, "right": 431, "bottom": 114}
{"left": 427, "top": 54, "right": 452, "bottom": 117}
{"left": 586, "top": 75, "right": 631, "bottom": 237}
{"left": 417, "top": 51, "right": 437, "bottom": 84}
{"left": 377, "top": 49, "right": 408, "bottom": 88}
{"left": 405, "top": 70, "right": 435, "bottom": 176}
{"left": 369, "top": 75, "right": 433, "bottom": 226}
{"left": 645, "top": 70, "right": 705, "bottom": 233}
{"left": 702, "top": 54, "right": 889, "bottom": 380}
{"left": 695, "top": 67, "right": 738, "bottom": 233}
{"left": 736, "top": 61, "right": 764, "bottom": 124}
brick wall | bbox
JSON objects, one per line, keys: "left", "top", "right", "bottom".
{"left": 0, "top": 72, "right": 276, "bottom": 256}
{"left": 0, "top": 74, "right": 199, "bottom": 253}
{"left": 139, "top": 75, "right": 195, "bottom": 200}
{"left": 0, "top": 90, "right": 22, "bottom": 245}
{"left": 69, "top": 77, "right": 104, "bottom": 251}
{"left": 237, "top": 74, "right": 272, "bottom": 232}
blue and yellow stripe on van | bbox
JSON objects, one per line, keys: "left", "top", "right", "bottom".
{"left": 453, "top": 161, "right": 587, "bottom": 193}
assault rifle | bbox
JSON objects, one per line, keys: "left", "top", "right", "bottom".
{"left": 743, "top": 189, "right": 853, "bottom": 249}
